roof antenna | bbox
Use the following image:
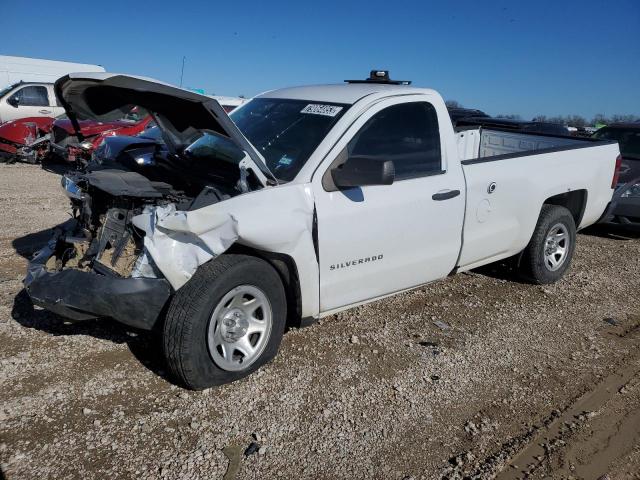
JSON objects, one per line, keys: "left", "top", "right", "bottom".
{"left": 345, "top": 70, "right": 411, "bottom": 85}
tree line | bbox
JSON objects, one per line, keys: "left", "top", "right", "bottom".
{"left": 529, "top": 114, "right": 639, "bottom": 127}
{"left": 445, "top": 100, "right": 638, "bottom": 127}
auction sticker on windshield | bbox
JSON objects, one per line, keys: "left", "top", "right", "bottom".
{"left": 300, "top": 104, "right": 343, "bottom": 117}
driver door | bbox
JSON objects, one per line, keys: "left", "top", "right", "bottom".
{"left": 311, "top": 97, "right": 465, "bottom": 312}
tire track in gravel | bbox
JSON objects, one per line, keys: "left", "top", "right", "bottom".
{"left": 480, "top": 315, "right": 640, "bottom": 480}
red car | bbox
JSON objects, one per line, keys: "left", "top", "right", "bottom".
{"left": 0, "top": 116, "right": 55, "bottom": 163}
{"left": 0, "top": 108, "right": 152, "bottom": 164}
{"left": 50, "top": 112, "right": 153, "bottom": 164}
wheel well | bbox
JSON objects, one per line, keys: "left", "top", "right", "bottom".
{"left": 543, "top": 190, "right": 587, "bottom": 227}
{"left": 224, "top": 244, "right": 303, "bottom": 329}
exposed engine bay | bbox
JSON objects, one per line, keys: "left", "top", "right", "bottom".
{"left": 43, "top": 134, "right": 254, "bottom": 289}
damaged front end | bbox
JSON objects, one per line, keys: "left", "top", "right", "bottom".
{"left": 24, "top": 170, "right": 179, "bottom": 330}
{"left": 24, "top": 72, "right": 274, "bottom": 329}
{"left": 25, "top": 136, "right": 244, "bottom": 330}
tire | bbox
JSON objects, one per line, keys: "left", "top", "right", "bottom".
{"left": 518, "top": 205, "right": 576, "bottom": 284}
{"left": 163, "top": 254, "right": 287, "bottom": 389}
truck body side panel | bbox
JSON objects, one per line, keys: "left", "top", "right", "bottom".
{"left": 310, "top": 94, "right": 466, "bottom": 314}
{"left": 457, "top": 143, "right": 619, "bottom": 271}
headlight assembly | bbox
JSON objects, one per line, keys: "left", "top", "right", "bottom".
{"left": 79, "top": 140, "right": 94, "bottom": 150}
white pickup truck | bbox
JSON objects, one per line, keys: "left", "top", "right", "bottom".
{"left": 25, "top": 71, "right": 620, "bottom": 389}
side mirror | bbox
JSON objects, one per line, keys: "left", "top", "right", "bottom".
{"left": 7, "top": 96, "right": 19, "bottom": 108}
{"left": 331, "top": 156, "right": 395, "bottom": 188}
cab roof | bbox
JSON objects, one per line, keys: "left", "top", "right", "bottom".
{"left": 257, "top": 83, "right": 437, "bottom": 105}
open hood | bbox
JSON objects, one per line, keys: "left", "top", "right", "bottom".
{"left": 54, "top": 73, "right": 276, "bottom": 186}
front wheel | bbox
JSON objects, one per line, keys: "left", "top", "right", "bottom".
{"left": 518, "top": 205, "right": 576, "bottom": 284}
{"left": 163, "top": 254, "right": 287, "bottom": 389}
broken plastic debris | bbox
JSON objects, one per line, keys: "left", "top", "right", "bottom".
{"left": 433, "top": 320, "right": 450, "bottom": 330}
{"left": 244, "top": 442, "right": 260, "bottom": 456}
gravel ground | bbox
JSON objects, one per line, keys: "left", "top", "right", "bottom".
{"left": 1, "top": 163, "right": 639, "bottom": 480}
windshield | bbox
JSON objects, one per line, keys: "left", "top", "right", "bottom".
{"left": 230, "top": 98, "right": 348, "bottom": 181}
{"left": 0, "top": 83, "right": 18, "bottom": 98}
{"left": 593, "top": 127, "right": 640, "bottom": 159}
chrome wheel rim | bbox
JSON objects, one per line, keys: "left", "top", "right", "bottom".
{"left": 543, "top": 223, "right": 570, "bottom": 271}
{"left": 207, "top": 285, "right": 272, "bottom": 372}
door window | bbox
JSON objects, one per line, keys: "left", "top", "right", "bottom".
{"left": 348, "top": 102, "right": 442, "bottom": 180}
{"left": 9, "top": 86, "right": 49, "bottom": 107}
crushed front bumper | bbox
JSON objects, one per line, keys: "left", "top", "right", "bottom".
{"left": 24, "top": 242, "right": 172, "bottom": 330}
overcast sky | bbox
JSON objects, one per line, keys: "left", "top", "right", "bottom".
{"left": 3, "top": 0, "right": 639, "bottom": 119}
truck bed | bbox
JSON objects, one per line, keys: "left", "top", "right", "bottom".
{"left": 453, "top": 126, "right": 619, "bottom": 272}
{"left": 455, "top": 127, "right": 592, "bottom": 162}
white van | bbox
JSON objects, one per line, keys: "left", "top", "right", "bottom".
{"left": 0, "top": 56, "right": 105, "bottom": 88}
{"left": 0, "top": 56, "right": 105, "bottom": 123}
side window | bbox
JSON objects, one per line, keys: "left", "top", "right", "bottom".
{"left": 9, "top": 86, "right": 49, "bottom": 107}
{"left": 348, "top": 102, "right": 442, "bottom": 180}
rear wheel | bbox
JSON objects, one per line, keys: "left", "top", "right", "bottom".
{"left": 163, "top": 254, "right": 286, "bottom": 389}
{"left": 518, "top": 205, "right": 576, "bottom": 284}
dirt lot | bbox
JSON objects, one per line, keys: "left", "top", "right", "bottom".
{"left": 1, "top": 163, "right": 639, "bottom": 480}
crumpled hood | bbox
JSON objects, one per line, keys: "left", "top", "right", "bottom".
{"left": 54, "top": 73, "right": 275, "bottom": 186}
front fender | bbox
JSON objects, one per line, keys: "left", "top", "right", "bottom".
{"left": 136, "top": 183, "right": 320, "bottom": 319}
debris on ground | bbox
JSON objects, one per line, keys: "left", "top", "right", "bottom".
{"left": 1, "top": 165, "right": 639, "bottom": 479}
{"left": 433, "top": 320, "right": 451, "bottom": 330}
{"left": 222, "top": 445, "right": 243, "bottom": 480}
{"left": 244, "top": 442, "right": 260, "bottom": 457}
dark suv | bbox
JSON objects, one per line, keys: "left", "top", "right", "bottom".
{"left": 447, "top": 107, "right": 490, "bottom": 126}
{"left": 593, "top": 123, "right": 640, "bottom": 228}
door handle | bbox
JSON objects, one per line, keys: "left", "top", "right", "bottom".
{"left": 38, "top": 109, "right": 51, "bottom": 114}
{"left": 432, "top": 189, "right": 461, "bottom": 201}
